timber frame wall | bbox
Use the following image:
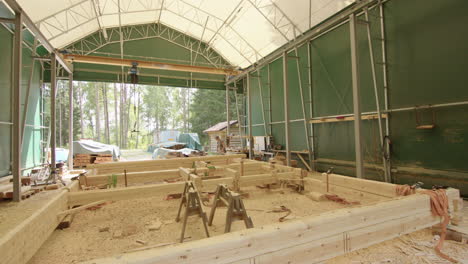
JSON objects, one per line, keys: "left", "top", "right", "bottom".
{"left": 0, "top": 155, "right": 462, "bottom": 264}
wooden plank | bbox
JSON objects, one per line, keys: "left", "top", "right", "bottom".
{"left": 310, "top": 113, "right": 388, "bottom": 124}
{"left": 304, "top": 178, "right": 389, "bottom": 201}
{"left": 297, "top": 153, "right": 312, "bottom": 171}
{"left": 88, "top": 154, "right": 246, "bottom": 175}
{"left": 179, "top": 168, "right": 192, "bottom": 179}
{"left": 68, "top": 174, "right": 278, "bottom": 206}
{"left": 80, "top": 192, "right": 448, "bottom": 264}
{"left": 85, "top": 170, "right": 181, "bottom": 186}
{"left": 63, "top": 54, "right": 241, "bottom": 76}
{"left": 68, "top": 182, "right": 185, "bottom": 206}
{"left": 57, "top": 200, "right": 106, "bottom": 218}
{"left": 322, "top": 173, "right": 397, "bottom": 198}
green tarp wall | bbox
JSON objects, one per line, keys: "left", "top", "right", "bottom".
{"left": 239, "top": 0, "right": 468, "bottom": 195}
{"left": 0, "top": 24, "right": 44, "bottom": 177}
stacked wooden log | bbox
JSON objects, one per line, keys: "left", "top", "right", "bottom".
{"left": 74, "top": 154, "right": 93, "bottom": 167}
{"left": 74, "top": 154, "right": 113, "bottom": 167}
{"left": 94, "top": 154, "right": 113, "bottom": 164}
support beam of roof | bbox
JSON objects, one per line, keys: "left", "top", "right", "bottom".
{"left": 228, "top": 0, "right": 379, "bottom": 84}
{"left": 63, "top": 54, "right": 240, "bottom": 75}
{"left": 4, "top": 0, "right": 73, "bottom": 73}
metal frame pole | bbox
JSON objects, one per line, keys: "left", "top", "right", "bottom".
{"left": 267, "top": 64, "right": 272, "bottom": 135}
{"left": 282, "top": 52, "right": 291, "bottom": 166}
{"left": 20, "top": 38, "right": 38, "bottom": 145}
{"left": 68, "top": 74, "right": 74, "bottom": 170}
{"left": 364, "top": 7, "right": 389, "bottom": 182}
{"left": 247, "top": 74, "right": 253, "bottom": 159}
{"left": 225, "top": 77, "right": 230, "bottom": 148}
{"left": 234, "top": 81, "right": 244, "bottom": 150}
{"left": 307, "top": 41, "right": 316, "bottom": 170}
{"left": 256, "top": 70, "right": 268, "bottom": 136}
{"left": 379, "top": 1, "right": 392, "bottom": 182}
{"left": 12, "top": 10, "right": 23, "bottom": 202}
{"left": 350, "top": 13, "right": 364, "bottom": 179}
{"left": 293, "top": 48, "right": 313, "bottom": 170}
{"left": 50, "top": 53, "right": 57, "bottom": 181}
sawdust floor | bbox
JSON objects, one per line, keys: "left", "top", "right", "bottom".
{"left": 29, "top": 186, "right": 377, "bottom": 264}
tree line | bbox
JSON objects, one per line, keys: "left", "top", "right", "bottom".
{"left": 45, "top": 81, "right": 239, "bottom": 150}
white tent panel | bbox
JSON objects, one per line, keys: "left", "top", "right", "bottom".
{"left": 15, "top": 0, "right": 355, "bottom": 68}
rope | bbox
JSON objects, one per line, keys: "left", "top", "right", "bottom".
{"left": 419, "top": 189, "right": 458, "bottom": 263}
{"left": 396, "top": 186, "right": 458, "bottom": 263}
{"left": 395, "top": 184, "right": 415, "bottom": 196}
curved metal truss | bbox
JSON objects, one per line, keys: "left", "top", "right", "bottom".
{"left": 64, "top": 23, "right": 232, "bottom": 69}
{"left": 24, "top": 0, "right": 351, "bottom": 67}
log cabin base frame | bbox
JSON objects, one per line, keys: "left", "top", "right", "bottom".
{"left": 0, "top": 154, "right": 462, "bottom": 264}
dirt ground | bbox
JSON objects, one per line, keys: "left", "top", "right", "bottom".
{"left": 29, "top": 186, "right": 371, "bottom": 264}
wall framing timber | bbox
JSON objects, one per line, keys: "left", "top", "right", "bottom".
{"left": 79, "top": 186, "right": 460, "bottom": 264}
{"left": 1, "top": 154, "right": 462, "bottom": 264}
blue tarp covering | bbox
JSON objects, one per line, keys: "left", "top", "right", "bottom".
{"left": 178, "top": 133, "right": 202, "bottom": 150}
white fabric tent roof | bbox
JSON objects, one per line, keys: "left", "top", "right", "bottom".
{"left": 16, "top": 0, "right": 353, "bottom": 68}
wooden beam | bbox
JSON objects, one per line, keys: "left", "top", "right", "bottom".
{"left": 297, "top": 153, "right": 312, "bottom": 171}
{"left": 80, "top": 192, "right": 448, "bottom": 264}
{"left": 83, "top": 169, "right": 181, "bottom": 186}
{"left": 310, "top": 113, "right": 388, "bottom": 124}
{"left": 87, "top": 154, "right": 246, "bottom": 175}
{"left": 321, "top": 173, "right": 397, "bottom": 198}
{"left": 57, "top": 200, "right": 106, "bottom": 218}
{"left": 68, "top": 174, "right": 279, "bottom": 206}
{"left": 0, "top": 181, "right": 78, "bottom": 264}
{"left": 63, "top": 54, "right": 240, "bottom": 76}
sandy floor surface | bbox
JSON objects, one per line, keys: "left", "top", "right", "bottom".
{"left": 29, "top": 186, "right": 370, "bottom": 264}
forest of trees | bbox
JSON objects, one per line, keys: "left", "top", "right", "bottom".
{"left": 47, "top": 81, "right": 239, "bottom": 150}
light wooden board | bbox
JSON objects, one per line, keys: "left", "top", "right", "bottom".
{"left": 87, "top": 154, "right": 246, "bottom": 175}
{"left": 68, "top": 173, "right": 283, "bottom": 206}
{"left": 84, "top": 170, "right": 180, "bottom": 186}
{"left": 321, "top": 173, "right": 397, "bottom": 198}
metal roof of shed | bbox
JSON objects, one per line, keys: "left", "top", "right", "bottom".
{"left": 14, "top": 0, "right": 353, "bottom": 68}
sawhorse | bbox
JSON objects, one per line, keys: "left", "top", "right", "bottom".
{"left": 175, "top": 181, "right": 210, "bottom": 242}
{"left": 208, "top": 184, "right": 253, "bottom": 233}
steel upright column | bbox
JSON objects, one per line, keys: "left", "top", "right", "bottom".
{"left": 247, "top": 74, "right": 253, "bottom": 159}
{"left": 68, "top": 74, "right": 74, "bottom": 170}
{"left": 349, "top": 13, "right": 364, "bottom": 179}
{"left": 225, "top": 78, "right": 230, "bottom": 148}
{"left": 12, "top": 11, "right": 23, "bottom": 202}
{"left": 50, "top": 53, "right": 57, "bottom": 181}
{"left": 282, "top": 52, "right": 291, "bottom": 166}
